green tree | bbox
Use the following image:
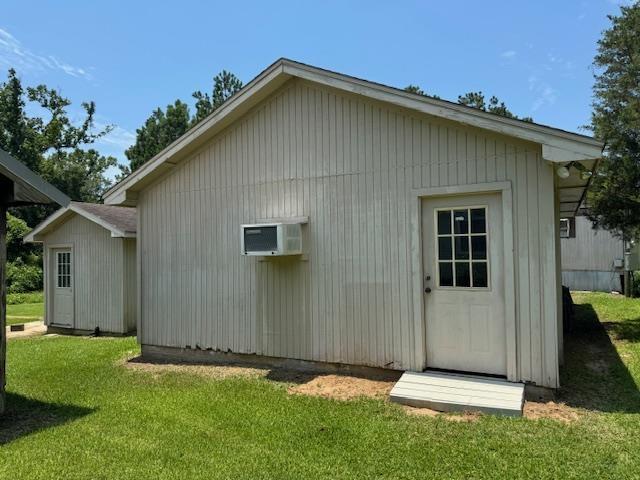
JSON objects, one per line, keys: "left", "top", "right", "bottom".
{"left": 124, "top": 100, "right": 191, "bottom": 173}
{"left": 123, "top": 70, "right": 243, "bottom": 174}
{"left": 457, "top": 91, "right": 533, "bottom": 122}
{"left": 192, "top": 70, "right": 243, "bottom": 125}
{"left": 0, "top": 68, "right": 115, "bottom": 225}
{"left": 587, "top": 2, "right": 640, "bottom": 240}
{"left": 405, "top": 83, "right": 531, "bottom": 121}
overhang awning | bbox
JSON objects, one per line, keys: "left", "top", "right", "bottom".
{"left": 555, "top": 158, "right": 599, "bottom": 218}
{"left": 0, "top": 149, "right": 70, "bottom": 207}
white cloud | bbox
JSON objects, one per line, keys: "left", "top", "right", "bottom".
{"left": 501, "top": 50, "right": 517, "bottom": 59}
{"left": 528, "top": 75, "right": 557, "bottom": 111}
{"left": 0, "top": 27, "right": 92, "bottom": 80}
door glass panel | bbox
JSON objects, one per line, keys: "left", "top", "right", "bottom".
{"left": 437, "top": 210, "right": 451, "bottom": 235}
{"left": 454, "top": 237, "right": 469, "bottom": 260}
{"left": 470, "top": 208, "right": 486, "bottom": 233}
{"left": 438, "top": 237, "right": 452, "bottom": 260}
{"left": 56, "top": 251, "right": 71, "bottom": 288}
{"left": 453, "top": 210, "right": 468, "bottom": 234}
{"left": 471, "top": 236, "right": 487, "bottom": 260}
{"left": 472, "top": 262, "right": 488, "bottom": 288}
{"left": 455, "top": 262, "right": 471, "bottom": 287}
{"left": 435, "top": 206, "right": 489, "bottom": 289}
{"left": 439, "top": 262, "right": 453, "bottom": 286}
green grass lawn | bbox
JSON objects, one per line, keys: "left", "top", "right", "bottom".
{"left": 6, "top": 302, "right": 44, "bottom": 325}
{"left": 1, "top": 292, "right": 640, "bottom": 479}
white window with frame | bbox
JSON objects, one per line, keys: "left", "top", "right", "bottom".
{"left": 435, "top": 206, "right": 489, "bottom": 289}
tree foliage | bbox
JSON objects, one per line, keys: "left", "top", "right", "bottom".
{"left": 124, "top": 100, "right": 191, "bottom": 173}
{"left": 124, "top": 70, "right": 243, "bottom": 174}
{"left": 587, "top": 3, "right": 640, "bottom": 240}
{"left": 457, "top": 91, "right": 533, "bottom": 122}
{"left": 0, "top": 68, "right": 117, "bottom": 225}
{"left": 405, "top": 83, "right": 532, "bottom": 122}
{"left": 192, "top": 70, "right": 243, "bottom": 125}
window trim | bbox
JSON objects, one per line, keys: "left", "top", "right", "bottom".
{"left": 434, "top": 204, "right": 491, "bottom": 291}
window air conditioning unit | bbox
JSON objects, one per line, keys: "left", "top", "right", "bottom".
{"left": 241, "top": 220, "right": 305, "bottom": 256}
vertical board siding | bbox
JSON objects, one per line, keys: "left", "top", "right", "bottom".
{"left": 43, "top": 214, "right": 126, "bottom": 333}
{"left": 139, "top": 79, "right": 559, "bottom": 387}
{"left": 123, "top": 238, "right": 137, "bottom": 332}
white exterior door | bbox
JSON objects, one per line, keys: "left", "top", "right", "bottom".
{"left": 51, "top": 248, "right": 74, "bottom": 326}
{"left": 422, "top": 193, "right": 506, "bottom": 376}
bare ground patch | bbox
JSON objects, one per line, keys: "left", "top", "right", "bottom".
{"left": 287, "top": 374, "right": 396, "bottom": 401}
{"left": 123, "top": 357, "right": 268, "bottom": 380}
{"left": 523, "top": 401, "right": 581, "bottom": 423}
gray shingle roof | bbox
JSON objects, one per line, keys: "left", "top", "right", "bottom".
{"left": 71, "top": 201, "right": 137, "bottom": 234}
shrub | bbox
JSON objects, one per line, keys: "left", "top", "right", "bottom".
{"left": 632, "top": 271, "right": 640, "bottom": 298}
{"left": 7, "top": 291, "right": 44, "bottom": 305}
{"left": 6, "top": 260, "right": 43, "bottom": 294}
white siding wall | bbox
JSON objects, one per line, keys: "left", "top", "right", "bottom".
{"left": 123, "top": 238, "right": 137, "bottom": 331}
{"left": 561, "top": 216, "right": 624, "bottom": 271}
{"left": 43, "top": 214, "right": 128, "bottom": 333}
{"left": 138, "top": 79, "right": 560, "bottom": 387}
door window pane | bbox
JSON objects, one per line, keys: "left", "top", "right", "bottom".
{"left": 438, "top": 237, "right": 452, "bottom": 260}
{"left": 472, "top": 262, "right": 488, "bottom": 288}
{"left": 470, "top": 208, "right": 486, "bottom": 233}
{"left": 435, "top": 206, "right": 489, "bottom": 289}
{"left": 437, "top": 210, "right": 451, "bottom": 235}
{"left": 471, "top": 236, "right": 487, "bottom": 260}
{"left": 455, "top": 262, "right": 471, "bottom": 287}
{"left": 454, "top": 237, "right": 469, "bottom": 260}
{"left": 439, "top": 262, "right": 454, "bottom": 287}
{"left": 453, "top": 210, "right": 468, "bottom": 234}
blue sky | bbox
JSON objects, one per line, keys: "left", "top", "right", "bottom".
{"left": 0, "top": 1, "right": 630, "bottom": 176}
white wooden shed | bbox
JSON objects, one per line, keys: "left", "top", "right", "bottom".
{"left": 103, "top": 59, "right": 603, "bottom": 390}
{"left": 25, "top": 202, "right": 137, "bottom": 335}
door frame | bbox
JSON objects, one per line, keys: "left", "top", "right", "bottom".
{"left": 46, "top": 243, "right": 75, "bottom": 328}
{"left": 410, "top": 181, "right": 517, "bottom": 382}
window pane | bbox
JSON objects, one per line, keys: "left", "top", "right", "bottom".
{"left": 470, "top": 208, "right": 486, "bottom": 233}
{"left": 438, "top": 237, "right": 452, "bottom": 260}
{"left": 453, "top": 210, "right": 468, "bottom": 234}
{"left": 454, "top": 236, "right": 469, "bottom": 260}
{"left": 437, "top": 210, "right": 451, "bottom": 235}
{"left": 473, "top": 262, "right": 488, "bottom": 288}
{"left": 471, "top": 236, "right": 487, "bottom": 260}
{"left": 455, "top": 262, "right": 471, "bottom": 287}
{"left": 439, "top": 262, "right": 453, "bottom": 287}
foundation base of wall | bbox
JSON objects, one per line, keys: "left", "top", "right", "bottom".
{"left": 47, "top": 325, "right": 135, "bottom": 337}
{"left": 141, "top": 344, "right": 402, "bottom": 380}
{"left": 524, "top": 383, "right": 556, "bottom": 402}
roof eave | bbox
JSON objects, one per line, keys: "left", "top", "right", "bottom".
{"left": 104, "top": 58, "right": 604, "bottom": 206}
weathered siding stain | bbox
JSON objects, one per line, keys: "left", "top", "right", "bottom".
{"left": 139, "top": 79, "right": 559, "bottom": 387}
{"left": 42, "top": 214, "right": 133, "bottom": 334}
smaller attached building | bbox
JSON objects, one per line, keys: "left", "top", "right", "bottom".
{"left": 26, "top": 202, "right": 137, "bottom": 334}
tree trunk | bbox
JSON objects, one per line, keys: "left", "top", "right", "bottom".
{"left": 0, "top": 204, "right": 6, "bottom": 414}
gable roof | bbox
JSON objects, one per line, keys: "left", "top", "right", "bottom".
{"left": 25, "top": 201, "right": 136, "bottom": 243}
{"left": 0, "top": 149, "right": 70, "bottom": 207}
{"left": 103, "top": 58, "right": 603, "bottom": 207}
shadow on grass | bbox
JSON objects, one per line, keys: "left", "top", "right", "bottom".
{"left": 561, "top": 303, "right": 640, "bottom": 413}
{"left": 0, "top": 393, "right": 95, "bottom": 445}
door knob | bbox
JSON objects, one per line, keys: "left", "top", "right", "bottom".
{"left": 424, "top": 287, "right": 432, "bottom": 293}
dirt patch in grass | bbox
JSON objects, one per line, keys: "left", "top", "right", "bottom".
{"left": 123, "top": 358, "right": 268, "bottom": 380}
{"left": 287, "top": 374, "right": 396, "bottom": 401}
{"left": 523, "top": 401, "right": 581, "bottom": 423}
